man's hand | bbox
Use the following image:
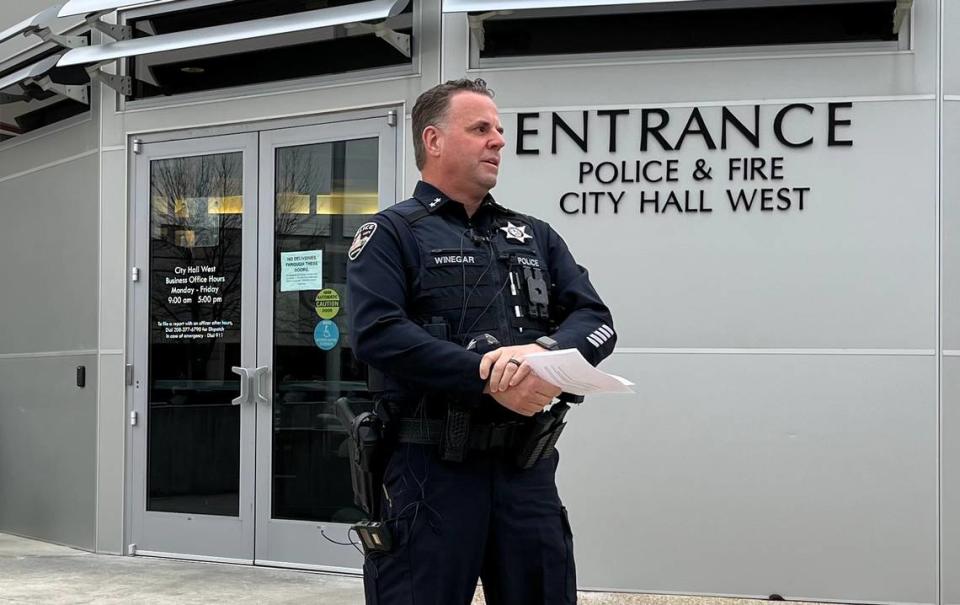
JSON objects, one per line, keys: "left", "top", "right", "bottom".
{"left": 479, "top": 344, "right": 561, "bottom": 416}
{"left": 479, "top": 344, "right": 543, "bottom": 393}
{"left": 484, "top": 374, "right": 562, "bottom": 417}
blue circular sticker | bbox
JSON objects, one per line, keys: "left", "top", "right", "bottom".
{"left": 313, "top": 320, "right": 340, "bottom": 351}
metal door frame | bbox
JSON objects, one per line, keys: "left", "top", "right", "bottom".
{"left": 254, "top": 116, "right": 397, "bottom": 572}
{"left": 129, "top": 132, "right": 260, "bottom": 562}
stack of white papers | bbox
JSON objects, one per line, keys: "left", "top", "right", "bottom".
{"left": 523, "top": 349, "right": 634, "bottom": 396}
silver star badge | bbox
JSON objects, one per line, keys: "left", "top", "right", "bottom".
{"left": 500, "top": 221, "right": 533, "bottom": 244}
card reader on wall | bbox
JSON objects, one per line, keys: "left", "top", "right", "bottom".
{"left": 76, "top": 365, "right": 86, "bottom": 388}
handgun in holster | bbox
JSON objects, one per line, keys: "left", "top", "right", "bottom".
{"left": 335, "top": 396, "right": 394, "bottom": 555}
{"left": 515, "top": 392, "right": 584, "bottom": 470}
{"left": 334, "top": 397, "right": 388, "bottom": 521}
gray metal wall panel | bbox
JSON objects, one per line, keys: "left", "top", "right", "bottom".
{"left": 558, "top": 352, "right": 936, "bottom": 603}
{"left": 0, "top": 119, "right": 98, "bottom": 181}
{"left": 95, "top": 353, "right": 124, "bottom": 554}
{"left": 943, "top": 105, "right": 960, "bottom": 350}
{"left": 106, "top": 78, "right": 418, "bottom": 147}
{"left": 95, "top": 147, "right": 126, "bottom": 554}
{"left": 99, "top": 149, "right": 126, "bottom": 352}
{"left": 943, "top": 356, "right": 960, "bottom": 605}
{"left": 0, "top": 153, "right": 99, "bottom": 354}
{"left": 945, "top": 0, "right": 960, "bottom": 96}
{"left": 492, "top": 100, "right": 935, "bottom": 349}
{"left": 942, "top": 32, "right": 960, "bottom": 600}
{"left": 0, "top": 354, "right": 97, "bottom": 550}
{"left": 944, "top": 0, "right": 960, "bottom": 598}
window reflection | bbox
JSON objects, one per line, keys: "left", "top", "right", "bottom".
{"left": 148, "top": 152, "right": 243, "bottom": 516}
{"left": 272, "top": 138, "right": 378, "bottom": 522}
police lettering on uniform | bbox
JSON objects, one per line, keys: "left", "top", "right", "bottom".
{"left": 346, "top": 79, "right": 616, "bottom": 605}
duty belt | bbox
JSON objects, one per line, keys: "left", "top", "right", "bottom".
{"left": 396, "top": 417, "right": 526, "bottom": 451}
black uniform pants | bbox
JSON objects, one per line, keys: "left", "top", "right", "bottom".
{"left": 362, "top": 443, "right": 576, "bottom": 605}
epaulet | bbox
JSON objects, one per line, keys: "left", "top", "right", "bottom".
{"left": 507, "top": 211, "right": 550, "bottom": 251}
{"left": 382, "top": 198, "right": 431, "bottom": 225}
{"left": 487, "top": 198, "right": 517, "bottom": 216}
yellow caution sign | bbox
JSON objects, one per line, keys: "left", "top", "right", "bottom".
{"left": 315, "top": 288, "right": 341, "bottom": 319}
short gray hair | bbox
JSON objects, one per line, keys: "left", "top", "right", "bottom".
{"left": 411, "top": 78, "right": 495, "bottom": 170}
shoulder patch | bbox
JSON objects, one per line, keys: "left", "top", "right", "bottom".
{"left": 348, "top": 222, "right": 378, "bottom": 261}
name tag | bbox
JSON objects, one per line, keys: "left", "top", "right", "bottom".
{"left": 431, "top": 254, "right": 479, "bottom": 267}
{"left": 512, "top": 254, "right": 541, "bottom": 269}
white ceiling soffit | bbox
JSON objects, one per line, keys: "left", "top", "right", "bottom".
{"left": 0, "top": 4, "right": 66, "bottom": 45}
{"left": 0, "top": 55, "right": 61, "bottom": 93}
{"left": 442, "top": 0, "right": 893, "bottom": 11}
{"left": 57, "top": 0, "right": 409, "bottom": 67}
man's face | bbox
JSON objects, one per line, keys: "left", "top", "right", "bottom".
{"left": 433, "top": 91, "right": 506, "bottom": 194}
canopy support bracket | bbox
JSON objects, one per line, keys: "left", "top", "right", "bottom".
{"left": 345, "top": 22, "right": 411, "bottom": 57}
{"left": 87, "top": 17, "right": 133, "bottom": 41}
{"left": 87, "top": 64, "right": 132, "bottom": 96}
{"left": 466, "top": 11, "right": 512, "bottom": 52}
{"left": 31, "top": 76, "right": 90, "bottom": 105}
{"left": 893, "top": 0, "right": 912, "bottom": 35}
{"left": 35, "top": 28, "right": 89, "bottom": 49}
{"left": 0, "top": 92, "right": 29, "bottom": 104}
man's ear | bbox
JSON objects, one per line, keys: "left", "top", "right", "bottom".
{"left": 422, "top": 125, "right": 442, "bottom": 160}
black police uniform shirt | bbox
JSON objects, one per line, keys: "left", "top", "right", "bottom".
{"left": 347, "top": 181, "right": 616, "bottom": 422}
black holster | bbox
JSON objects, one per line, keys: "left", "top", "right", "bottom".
{"left": 515, "top": 393, "right": 583, "bottom": 470}
{"left": 335, "top": 397, "right": 389, "bottom": 520}
{"left": 515, "top": 403, "right": 567, "bottom": 469}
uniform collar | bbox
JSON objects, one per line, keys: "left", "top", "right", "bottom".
{"left": 413, "top": 181, "right": 513, "bottom": 216}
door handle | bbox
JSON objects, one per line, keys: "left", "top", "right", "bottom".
{"left": 231, "top": 366, "right": 251, "bottom": 405}
{"left": 252, "top": 366, "right": 269, "bottom": 405}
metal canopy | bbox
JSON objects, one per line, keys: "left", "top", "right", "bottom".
{"left": 59, "top": 0, "right": 215, "bottom": 42}
{"left": 0, "top": 4, "right": 65, "bottom": 45}
{"left": 58, "top": 0, "right": 409, "bottom": 67}
{"left": 0, "top": 55, "right": 61, "bottom": 93}
{"left": 443, "top": 0, "right": 896, "bottom": 11}
{"left": 59, "top": 0, "right": 190, "bottom": 18}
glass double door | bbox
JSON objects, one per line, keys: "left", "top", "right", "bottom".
{"left": 131, "top": 118, "right": 394, "bottom": 570}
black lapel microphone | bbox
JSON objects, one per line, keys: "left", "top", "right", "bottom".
{"left": 468, "top": 229, "right": 490, "bottom": 245}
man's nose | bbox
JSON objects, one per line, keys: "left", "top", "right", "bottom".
{"left": 490, "top": 130, "right": 506, "bottom": 150}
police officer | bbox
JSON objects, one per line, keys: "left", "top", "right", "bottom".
{"left": 347, "top": 79, "right": 616, "bottom": 605}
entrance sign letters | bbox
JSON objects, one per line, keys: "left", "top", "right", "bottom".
{"left": 513, "top": 103, "right": 854, "bottom": 216}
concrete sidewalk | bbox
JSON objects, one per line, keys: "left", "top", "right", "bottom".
{"left": 0, "top": 532, "right": 815, "bottom": 605}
